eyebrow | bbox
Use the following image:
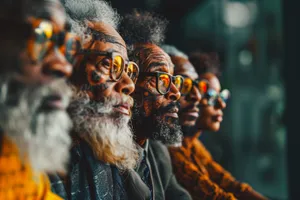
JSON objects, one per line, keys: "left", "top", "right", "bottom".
{"left": 148, "top": 62, "right": 167, "bottom": 69}
{"left": 90, "top": 29, "right": 125, "bottom": 48}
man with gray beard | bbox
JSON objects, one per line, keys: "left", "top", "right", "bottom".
{"left": 0, "top": 0, "right": 80, "bottom": 199}
{"left": 50, "top": 1, "right": 150, "bottom": 200}
{"left": 120, "top": 12, "right": 192, "bottom": 200}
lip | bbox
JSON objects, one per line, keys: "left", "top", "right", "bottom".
{"left": 184, "top": 108, "right": 199, "bottom": 118}
{"left": 113, "top": 103, "right": 131, "bottom": 116}
{"left": 164, "top": 107, "right": 179, "bottom": 118}
{"left": 41, "top": 94, "right": 65, "bottom": 110}
{"left": 212, "top": 114, "right": 223, "bottom": 122}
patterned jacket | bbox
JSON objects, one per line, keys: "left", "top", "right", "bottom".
{"left": 168, "top": 136, "right": 268, "bottom": 200}
{"left": 50, "top": 138, "right": 128, "bottom": 200}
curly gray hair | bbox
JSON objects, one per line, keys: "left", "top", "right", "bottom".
{"left": 62, "top": 0, "right": 120, "bottom": 42}
{"left": 160, "top": 44, "right": 188, "bottom": 59}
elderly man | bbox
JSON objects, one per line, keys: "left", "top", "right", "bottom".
{"left": 50, "top": 0, "right": 148, "bottom": 199}
{"left": 120, "top": 12, "right": 192, "bottom": 200}
{"left": 0, "top": 0, "right": 80, "bottom": 199}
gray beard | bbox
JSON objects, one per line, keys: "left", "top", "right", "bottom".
{"left": 0, "top": 77, "right": 72, "bottom": 174}
{"left": 68, "top": 90, "right": 138, "bottom": 170}
{"left": 132, "top": 102, "right": 183, "bottom": 146}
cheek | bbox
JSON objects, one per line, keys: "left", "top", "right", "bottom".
{"left": 200, "top": 107, "right": 213, "bottom": 122}
{"left": 143, "top": 95, "right": 164, "bottom": 116}
{"left": 179, "top": 97, "right": 188, "bottom": 109}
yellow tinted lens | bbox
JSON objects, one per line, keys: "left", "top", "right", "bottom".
{"left": 112, "top": 55, "right": 124, "bottom": 80}
{"left": 127, "top": 62, "right": 139, "bottom": 82}
{"left": 181, "top": 78, "right": 192, "bottom": 95}
{"left": 36, "top": 21, "right": 53, "bottom": 39}
{"left": 173, "top": 76, "right": 182, "bottom": 90}
{"left": 32, "top": 21, "right": 53, "bottom": 61}
{"left": 158, "top": 74, "right": 171, "bottom": 94}
{"left": 198, "top": 80, "right": 208, "bottom": 94}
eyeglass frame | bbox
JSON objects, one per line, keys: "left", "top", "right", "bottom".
{"left": 201, "top": 88, "right": 230, "bottom": 106}
{"left": 180, "top": 75, "right": 209, "bottom": 96}
{"left": 76, "top": 49, "right": 139, "bottom": 83}
{"left": 139, "top": 71, "right": 184, "bottom": 95}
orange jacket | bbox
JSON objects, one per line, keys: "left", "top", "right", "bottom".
{"left": 0, "top": 135, "right": 62, "bottom": 200}
{"left": 168, "top": 136, "right": 267, "bottom": 200}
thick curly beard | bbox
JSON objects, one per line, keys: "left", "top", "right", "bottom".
{"left": 68, "top": 91, "right": 138, "bottom": 170}
{"left": 132, "top": 101, "right": 183, "bottom": 146}
{"left": 0, "top": 78, "right": 72, "bottom": 174}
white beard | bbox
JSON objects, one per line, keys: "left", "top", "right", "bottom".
{"left": 68, "top": 91, "right": 138, "bottom": 170}
{"left": 0, "top": 78, "right": 72, "bottom": 174}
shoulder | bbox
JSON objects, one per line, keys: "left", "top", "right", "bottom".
{"left": 149, "top": 140, "right": 171, "bottom": 161}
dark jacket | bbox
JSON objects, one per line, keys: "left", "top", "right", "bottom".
{"left": 50, "top": 139, "right": 128, "bottom": 200}
{"left": 136, "top": 139, "right": 192, "bottom": 200}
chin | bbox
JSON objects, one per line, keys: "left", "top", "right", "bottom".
{"left": 209, "top": 123, "right": 221, "bottom": 132}
{"left": 182, "top": 120, "right": 196, "bottom": 127}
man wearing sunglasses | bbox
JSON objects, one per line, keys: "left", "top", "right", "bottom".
{"left": 50, "top": 0, "right": 147, "bottom": 199}
{"left": 120, "top": 12, "right": 191, "bottom": 200}
{"left": 0, "top": 0, "right": 80, "bottom": 199}
{"left": 168, "top": 50, "right": 267, "bottom": 200}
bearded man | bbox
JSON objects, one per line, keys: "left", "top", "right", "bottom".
{"left": 120, "top": 12, "right": 192, "bottom": 200}
{"left": 50, "top": 1, "right": 148, "bottom": 199}
{"left": 0, "top": 0, "right": 80, "bottom": 199}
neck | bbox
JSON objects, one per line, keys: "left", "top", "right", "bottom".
{"left": 135, "top": 134, "right": 147, "bottom": 146}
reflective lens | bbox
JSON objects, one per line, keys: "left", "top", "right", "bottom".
{"left": 204, "top": 88, "right": 230, "bottom": 106}
{"left": 127, "top": 62, "right": 139, "bottom": 83}
{"left": 220, "top": 89, "right": 230, "bottom": 103}
{"left": 30, "top": 21, "right": 54, "bottom": 61}
{"left": 158, "top": 73, "right": 171, "bottom": 94}
{"left": 181, "top": 78, "right": 193, "bottom": 95}
{"left": 111, "top": 55, "right": 124, "bottom": 80}
{"left": 198, "top": 80, "right": 208, "bottom": 94}
{"left": 64, "top": 33, "right": 81, "bottom": 64}
{"left": 173, "top": 76, "right": 183, "bottom": 91}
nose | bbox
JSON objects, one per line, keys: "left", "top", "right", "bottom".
{"left": 42, "top": 48, "right": 73, "bottom": 78}
{"left": 188, "top": 85, "right": 202, "bottom": 104}
{"left": 115, "top": 72, "right": 135, "bottom": 95}
{"left": 165, "top": 82, "right": 181, "bottom": 101}
{"left": 216, "top": 97, "right": 226, "bottom": 109}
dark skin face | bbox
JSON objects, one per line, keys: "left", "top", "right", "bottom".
{"left": 197, "top": 72, "right": 226, "bottom": 132}
{"left": 71, "top": 21, "right": 135, "bottom": 116}
{"left": 172, "top": 56, "right": 202, "bottom": 127}
{"left": 132, "top": 44, "right": 181, "bottom": 144}
{"left": 16, "top": 1, "right": 72, "bottom": 85}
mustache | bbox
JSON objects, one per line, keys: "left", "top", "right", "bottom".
{"left": 179, "top": 104, "right": 199, "bottom": 113}
{"left": 156, "top": 102, "right": 180, "bottom": 115}
{"left": 68, "top": 91, "right": 134, "bottom": 116}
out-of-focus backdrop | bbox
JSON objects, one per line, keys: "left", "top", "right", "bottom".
{"left": 109, "top": 0, "right": 286, "bottom": 199}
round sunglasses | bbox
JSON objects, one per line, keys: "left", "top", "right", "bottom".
{"left": 139, "top": 72, "right": 183, "bottom": 95}
{"left": 76, "top": 50, "right": 139, "bottom": 83}
{"left": 27, "top": 18, "right": 81, "bottom": 65}
{"left": 201, "top": 88, "right": 231, "bottom": 106}
{"left": 181, "top": 77, "right": 209, "bottom": 96}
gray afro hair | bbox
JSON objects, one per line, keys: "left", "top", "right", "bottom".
{"left": 160, "top": 44, "right": 188, "bottom": 59}
{"left": 62, "top": 0, "right": 120, "bottom": 42}
{"left": 119, "top": 11, "right": 168, "bottom": 46}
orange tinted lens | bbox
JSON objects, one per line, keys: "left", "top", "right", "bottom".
{"left": 158, "top": 74, "right": 171, "bottom": 94}
{"left": 112, "top": 55, "right": 124, "bottom": 80}
{"left": 173, "top": 76, "right": 183, "bottom": 90}
{"left": 181, "top": 78, "right": 192, "bottom": 95}
{"left": 198, "top": 80, "right": 208, "bottom": 94}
